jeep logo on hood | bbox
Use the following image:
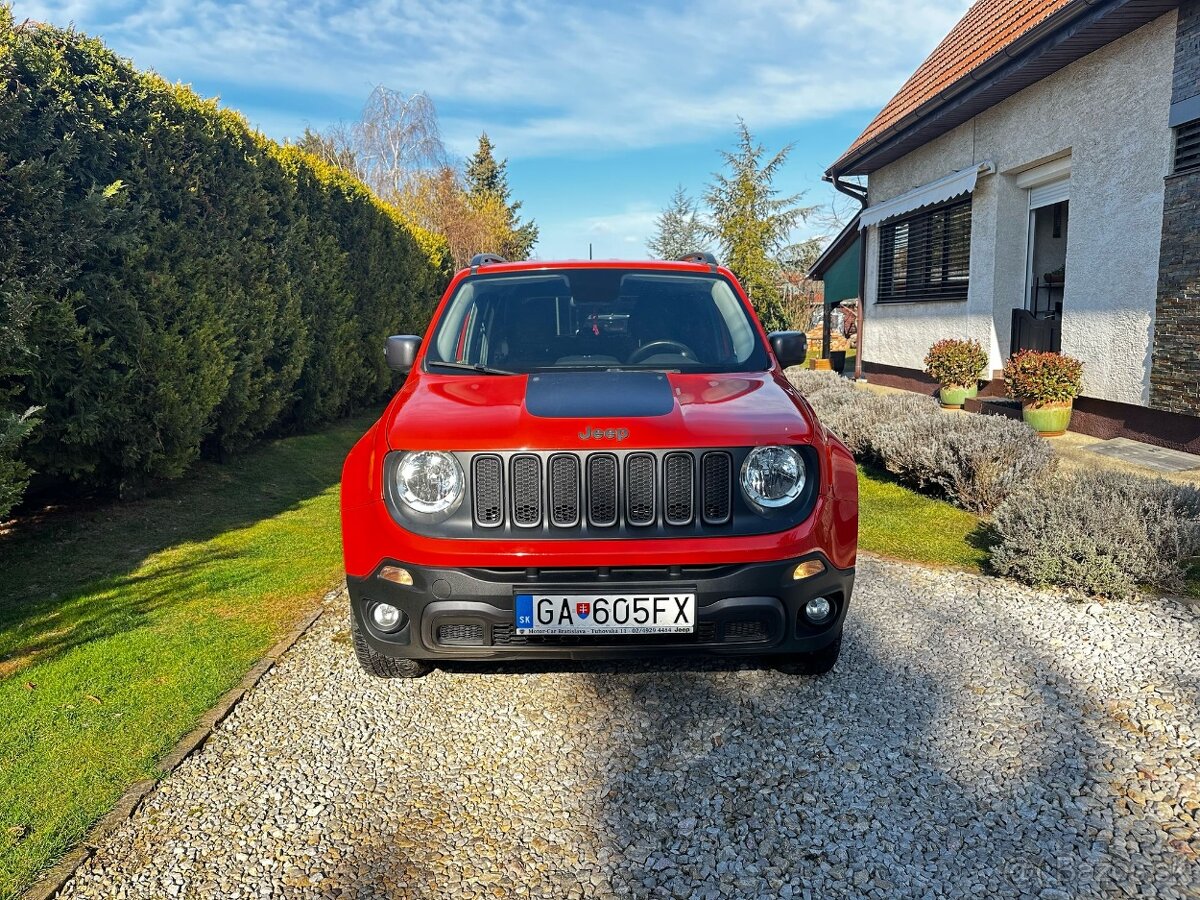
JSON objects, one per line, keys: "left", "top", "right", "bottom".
{"left": 579, "top": 426, "right": 629, "bottom": 441}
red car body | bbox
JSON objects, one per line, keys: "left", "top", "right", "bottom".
{"left": 340, "top": 258, "right": 857, "bottom": 676}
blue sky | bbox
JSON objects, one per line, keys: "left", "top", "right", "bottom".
{"left": 13, "top": 0, "right": 972, "bottom": 260}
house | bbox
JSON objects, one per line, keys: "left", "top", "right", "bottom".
{"left": 823, "top": 0, "right": 1200, "bottom": 449}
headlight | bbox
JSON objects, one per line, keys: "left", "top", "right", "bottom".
{"left": 394, "top": 451, "right": 464, "bottom": 514}
{"left": 740, "top": 445, "right": 806, "bottom": 509}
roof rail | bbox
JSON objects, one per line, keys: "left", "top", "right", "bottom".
{"left": 678, "top": 251, "right": 718, "bottom": 266}
{"left": 469, "top": 253, "right": 507, "bottom": 269}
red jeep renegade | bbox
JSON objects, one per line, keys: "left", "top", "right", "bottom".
{"left": 340, "top": 254, "right": 858, "bottom": 678}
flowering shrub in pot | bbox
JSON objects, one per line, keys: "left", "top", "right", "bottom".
{"left": 923, "top": 338, "right": 988, "bottom": 408}
{"left": 1003, "top": 350, "right": 1084, "bottom": 435}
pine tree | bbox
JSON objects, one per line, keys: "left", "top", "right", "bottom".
{"left": 465, "top": 133, "right": 504, "bottom": 197}
{"left": 464, "top": 133, "right": 538, "bottom": 259}
{"left": 646, "top": 186, "right": 709, "bottom": 260}
{"left": 704, "top": 120, "right": 814, "bottom": 331}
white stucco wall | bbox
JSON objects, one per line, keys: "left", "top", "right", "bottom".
{"left": 862, "top": 12, "right": 1176, "bottom": 405}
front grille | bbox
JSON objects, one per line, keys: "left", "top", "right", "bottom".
{"left": 463, "top": 449, "right": 744, "bottom": 532}
{"left": 437, "top": 623, "right": 485, "bottom": 646}
{"left": 724, "top": 619, "right": 767, "bottom": 642}
{"left": 626, "top": 453, "right": 656, "bottom": 526}
{"left": 587, "top": 454, "right": 618, "bottom": 527}
{"left": 511, "top": 455, "right": 542, "bottom": 527}
{"left": 548, "top": 454, "right": 580, "bottom": 527}
{"left": 663, "top": 453, "right": 694, "bottom": 525}
{"left": 701, "top": 452, "right": 732, "bottom": 524}
{"left": 472, "top": 455, "right": 503, "bottom": 527}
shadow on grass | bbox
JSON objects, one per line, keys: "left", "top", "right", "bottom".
{"left": 967, "top": 519, "right": 999, "bottom": 560}
{"left": 0, "top": 413, "right": 376, "bottom": 675}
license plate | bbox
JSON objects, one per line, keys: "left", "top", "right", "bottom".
{"left": 514, "top": 593, "right": 696, "bottom": 635}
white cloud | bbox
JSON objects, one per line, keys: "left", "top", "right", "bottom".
{"left": 11, "top": 0, "right": 972, "bottom": 156}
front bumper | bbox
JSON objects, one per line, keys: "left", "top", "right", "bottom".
{"left": 347, "top": 553, "right": 853, "bottom": 662}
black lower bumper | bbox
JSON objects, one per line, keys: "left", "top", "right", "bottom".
{"left": 347, "top": 553, "right": 853, "bottom": 662}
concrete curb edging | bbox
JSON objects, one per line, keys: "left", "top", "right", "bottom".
{"left": 20, "top": 602, "right": 331, "bottom": 900}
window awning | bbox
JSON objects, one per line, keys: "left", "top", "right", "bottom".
{"left": 859, "top": 162, "right": 992, "bottom": 230}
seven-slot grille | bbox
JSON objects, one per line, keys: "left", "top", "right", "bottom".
{"left": 470, "top": 450, "right": 734, "bottom": 530}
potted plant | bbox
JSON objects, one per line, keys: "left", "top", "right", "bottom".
{"left": 1003, "top": 350, "right": 1083, "bottom": 436}
{"left": 924, "top": 338, "right": 988, "bottom": 409}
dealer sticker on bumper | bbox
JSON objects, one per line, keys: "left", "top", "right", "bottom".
{"left": 515, "top": 593, "right": 696, "bottom": 635}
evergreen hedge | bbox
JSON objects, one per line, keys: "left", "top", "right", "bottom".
{"left": 0, "top": 11, "right": 453, "bottom": 514}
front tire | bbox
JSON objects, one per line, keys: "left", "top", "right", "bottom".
{"left": 350, "top": 612, "right": 431, "bottom": 679}
{"left": 774, "top": 634, "right": 841, "bottom": 676}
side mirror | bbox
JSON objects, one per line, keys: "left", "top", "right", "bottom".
{"left": 385, "top": 335, "right": 421, "bottom": 373}
{"left": 768, "top": 331, "right": 808, "bottom": 369}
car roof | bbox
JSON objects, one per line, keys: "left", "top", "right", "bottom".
{"left": 458, "top": 259, "right": 726, "bottom": 275}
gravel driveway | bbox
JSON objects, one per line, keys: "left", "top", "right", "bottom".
{"left": 60, "top": 558, "right": 1199, "bottom": 899}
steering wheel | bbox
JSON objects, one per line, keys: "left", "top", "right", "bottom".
{"left": 628, "top": 340, "right": 697, "bottom": 365}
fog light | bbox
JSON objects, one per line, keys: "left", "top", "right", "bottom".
{"left": 371, "top": 602, "right": 403, "bottom": 631}
{"left": 792, "top": 559, "right": 826, "bottom": 580}
{"left": 804, "top": 596, "right": 833, "bottom": 624}
{"left": 379, "top": 565, "right": 413, "bottom": 586}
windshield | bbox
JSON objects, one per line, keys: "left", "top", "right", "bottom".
{"left": 425, "top": 269, "right": 770, "bottom": 374}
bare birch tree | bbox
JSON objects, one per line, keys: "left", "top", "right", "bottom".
{"left": 353, "top": 87, "right": 447, "bottom": 201}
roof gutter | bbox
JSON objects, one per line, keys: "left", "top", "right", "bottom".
{"left": 827, "top": 0, "right": 1132, "bottom": 178}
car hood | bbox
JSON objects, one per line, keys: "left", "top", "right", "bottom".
{"left": 384, "top": 369, "right": 816, "bottom": 451}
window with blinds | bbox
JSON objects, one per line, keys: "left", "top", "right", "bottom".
{"left": 1173, "top": 119, "right": 1200, "bottom": 175}
{"left": 877, "top": 198, "right": 972, "bottom": 303}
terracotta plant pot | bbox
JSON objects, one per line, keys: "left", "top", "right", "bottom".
{"left": 1022, "top": 401, "right": 1073, "bottom": 436}
{"left": 938, "top": 384, "right": 977, "bottom": 409}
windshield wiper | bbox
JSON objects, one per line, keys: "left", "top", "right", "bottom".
{"left": 426, "top": 360, "right": 517, "bottom": 376}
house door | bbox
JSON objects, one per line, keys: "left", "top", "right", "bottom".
{"left": 1011, "top": 171, "right": 1069, "bottom": 355}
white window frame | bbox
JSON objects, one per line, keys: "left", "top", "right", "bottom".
{"left": 1016, "top": 157, "right": 1071, "bottom": 311}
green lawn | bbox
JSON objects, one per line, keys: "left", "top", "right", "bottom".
{"left": 857, "top": 465, "right": 987, "bottom": 571}
{"left": 0, "top": 413, "right": 377, "bottom": 900}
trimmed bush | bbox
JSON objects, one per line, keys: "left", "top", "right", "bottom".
{"left": 787, "top": 369, "right": 1054, "bottom": 514}
{"left": 924, "top": 338, "right": 987, "bottom": 388}
{"left": 825, "top": 391, "right": 939, "bottom": 459}
{"left": 0, "top": 12, "right": 453, "bottom": 506}
{"left": 1004, "top": 350, "right": 1083, "bottom": 406}
{"left": 990, "top": 471, "right": 1200, "bottom": 598}
{"left": 872, "top": 411, "right": 1056, "bottom": 514}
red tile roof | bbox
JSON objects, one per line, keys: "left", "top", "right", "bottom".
{"left": 835, "top": 0, "right": 1080, "bottom": 169}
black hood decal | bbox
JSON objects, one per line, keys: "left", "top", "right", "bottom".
{"left": 524, "top": 371, "right": 675, "bottom": 418}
